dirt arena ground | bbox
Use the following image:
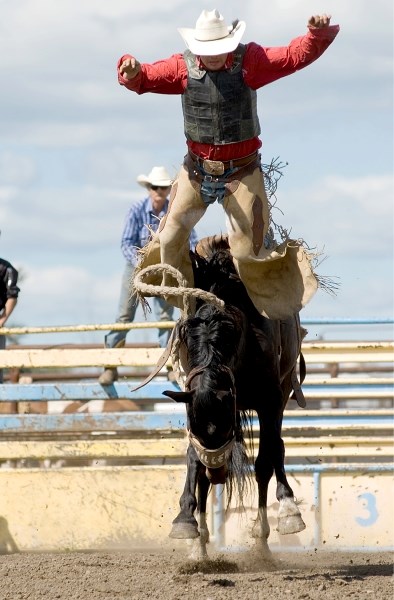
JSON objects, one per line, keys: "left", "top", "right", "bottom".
{"left": 0, "top": 547, "right": 392, "bottom": 600}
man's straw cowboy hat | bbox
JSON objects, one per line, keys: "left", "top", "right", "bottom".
{"left": 178, "top": 9, "right": 246, "bottom": 56}
{"left": 136, "top": 166, "right": 173, "bottom": 189}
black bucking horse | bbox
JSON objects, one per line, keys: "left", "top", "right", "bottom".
{"left": 162, "top": 235, "right": 307, "bottom": 559}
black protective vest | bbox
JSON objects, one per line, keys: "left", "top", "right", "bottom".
{"left": 182, "top": 45, "right": 261, "bottom": 145}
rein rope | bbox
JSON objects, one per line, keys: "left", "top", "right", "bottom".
{"left": 133, "top": 264, "right": 225, "bottom": 390}
{"left": 133, "top": 264, "right": 225, "bottom": 316}
{"left": 185, "top": 364, "right": 235, "bottom": 395}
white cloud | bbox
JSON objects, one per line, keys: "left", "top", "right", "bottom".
{"left": 13, "top": 263, "right": 121, "bottom": 341}
{"left": 0, "top": 152, "right": 38, "bottom": 185}
{"left": 277, "top": 174, "right": 394, "bottom": 255}
{"left": 317, "top": 174, "right": 393, "bottom": 215}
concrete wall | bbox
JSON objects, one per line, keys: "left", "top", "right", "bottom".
{"left": 1, "top": 464, "right": 392, "bottom": 552}
{"left": 224, "top": 469, "right": 394, "bottom": 551}
{"left": 0, "top": 466, "right": 186, "bottom": 552}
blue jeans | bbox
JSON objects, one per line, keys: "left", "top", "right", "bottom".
{"left": 104, "top": 263, "right": 174, "bottom": 349}
{"left": 199, "top": 166, "right": 235, "bottom": 206}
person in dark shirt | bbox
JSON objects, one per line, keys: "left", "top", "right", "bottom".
{"left": 0, "top": 258, "right": 20, "bottom": 383}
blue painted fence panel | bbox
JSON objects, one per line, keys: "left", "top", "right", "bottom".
{"left": 0, "top": 410, "right": 392, "bottom": 434}
{"left": 0, "top": 412, "right": 187, "bottom": 433}
{"left": 0, "top": 380, "right": 392, "bottom": 402}
{"left": 0, "top": 381, "right": 180, "bottom": 401}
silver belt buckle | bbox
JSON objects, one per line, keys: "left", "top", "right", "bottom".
{"left": 202, "top": 159, "right": 225, "bottom": 176}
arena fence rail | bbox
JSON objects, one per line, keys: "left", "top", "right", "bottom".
{"left": 0, "top": 318, "right": 392, "bottom": 553}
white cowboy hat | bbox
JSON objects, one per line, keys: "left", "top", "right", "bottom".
{"left": 136, "top": 166, "right": 173, "bottom": 189}
{"left": 178, "top": 9, "right": 246, "bottom": 56}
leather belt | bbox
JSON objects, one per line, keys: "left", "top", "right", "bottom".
{"left": 189, "top": 150, "right": 258, "bottom": 176}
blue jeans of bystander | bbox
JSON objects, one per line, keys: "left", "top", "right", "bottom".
{"left": 104, "top": 262, "right": 174, "bottom": 349}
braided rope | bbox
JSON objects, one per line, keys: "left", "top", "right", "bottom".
{"left": 134, "top": 264, "right": 225, "bottom": 391}
{"left": 133, "top": 264, "right": 225, "bottom": 315}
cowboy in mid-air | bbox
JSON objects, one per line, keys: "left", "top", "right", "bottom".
{"left": 117, "top": 9, "right": 339, "bottom": 319}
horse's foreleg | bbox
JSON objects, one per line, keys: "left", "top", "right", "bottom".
{"left": 257, "top": 394, "right": 305, "bottom": 542}
{"left": 275, "top": 438, "right": 306, "bottom": 535}
{"left": 276, "top": 324, "right": 306, "bottom": 534}
{"left": 170, "top": 444, "right": 204, "bottom": 539}
{"left": 251, "top": 449, "right": 274, "bottom": 557}
{"left": 188, "top": 471, "right": 210, "bottom": 560}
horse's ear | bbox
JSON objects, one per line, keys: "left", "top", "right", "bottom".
{"left": 163, "top": 390, "right": 193, "bottom": 404}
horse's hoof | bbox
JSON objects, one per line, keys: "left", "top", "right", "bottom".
{"left": 187, "top": 539, "right": 209, "bottom": 561}
{"left": 169, "top": 522, "right": 200, "bottom": 539}
{"left": 277, "top": 514, "right": 306, "bottom": 535}
{"left": 199, "top": 528, "right": 210, "bottom": 545}
{"left": 254, "top": 537, "right": 272, "bottom": 558}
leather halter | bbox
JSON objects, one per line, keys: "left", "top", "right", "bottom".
{"left": 185, "top": 364, "right": 236, "bottom": 392}
{"left": 185, "top": 364, "right": 237, "bottom": 469}
{"left": 188, "top": 430, "right": 235, "bottom": 469}
{"left": 184, "top": 365, "right": 207, "bottom": 390}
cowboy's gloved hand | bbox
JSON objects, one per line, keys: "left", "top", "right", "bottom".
{"left": 119, "top": 56, "right": 141, "bottom": 80}
{"left": 308, "top": 14, "right": 332, "bottom": 29}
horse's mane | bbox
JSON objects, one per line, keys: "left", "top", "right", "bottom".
{"left": 181, "top": 304, "right": 243, "bottom": 368}
{"left": 191, "top": 237, "right": 264, "bottom": 326}
{"left": 179, "top": 303, "right": 243, "bottom": 412}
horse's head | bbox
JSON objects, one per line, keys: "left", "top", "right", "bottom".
{"left": 163, "top": 302, "right": 244, "bottom": 484}
{"left": 163, "top": 365, "right": 236, "bottom": 484}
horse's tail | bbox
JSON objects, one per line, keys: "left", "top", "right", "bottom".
{"left": 225, "top": 410, "right": 253, "bottom": 509}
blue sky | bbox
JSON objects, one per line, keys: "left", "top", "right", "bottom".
{"left": 0, "top": 0, "right": 393, "bottom": 344}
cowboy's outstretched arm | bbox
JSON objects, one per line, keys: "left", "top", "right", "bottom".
{"left": 308, "top": 14, "right": 332, "bottom": 29}
{"left": 117, "top": 53, "right": 187, "bottom": 94}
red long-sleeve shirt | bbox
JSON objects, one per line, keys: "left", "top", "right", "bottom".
{"left": 118, "top": 25, "right": 339, "bottom": 160}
